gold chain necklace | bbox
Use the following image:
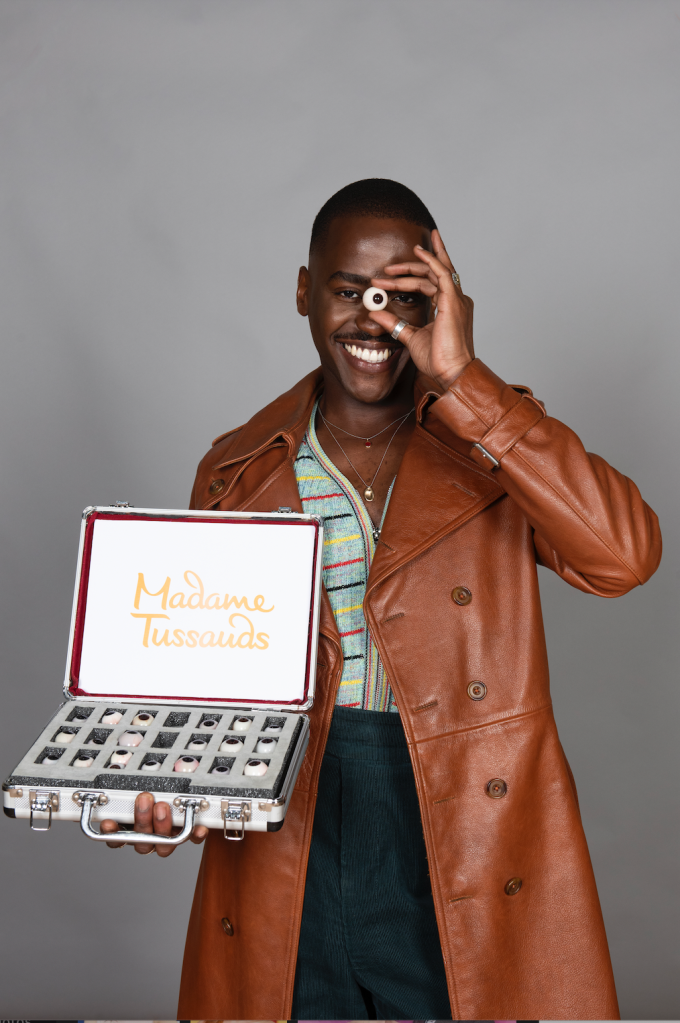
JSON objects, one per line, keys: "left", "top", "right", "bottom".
{"left": 318, "top": 407, "right": 415, "bottom": 448}
{"left": 317, "top": 407, "right": 413, "bottom": 503}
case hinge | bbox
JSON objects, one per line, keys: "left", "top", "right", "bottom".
{"left": 29, "top": 790, "right": 59, "bottom": 831}
{"left": 221, "top": 799, "right": 251, "bottom": 841}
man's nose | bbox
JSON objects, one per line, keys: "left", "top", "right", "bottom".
{"left": 355, "top": 305, "right": 387, "bottom": 335}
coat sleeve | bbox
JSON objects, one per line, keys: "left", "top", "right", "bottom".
{"left": 429, "top": 359, "right": 662, "bottom": 597}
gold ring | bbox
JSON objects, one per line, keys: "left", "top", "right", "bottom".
{"left": 452, "top": 272, "right": 461, "bottom": 287}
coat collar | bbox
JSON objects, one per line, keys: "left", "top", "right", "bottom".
{"left": 213, "top": 369, "right": 324, "bottom": 469}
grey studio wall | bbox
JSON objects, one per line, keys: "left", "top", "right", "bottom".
{"left": 0, "top": 0, "right": 678, "bottom": 1018}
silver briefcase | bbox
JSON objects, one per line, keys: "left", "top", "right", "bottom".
{"left": 3, "top": 504, "right": 323, "bottom": 846}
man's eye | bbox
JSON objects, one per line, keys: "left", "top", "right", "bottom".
{"left": 338, "top": 289, "right": 360, "bottom": 300}
{"left": 394, "top": 293, "right": 416, "bottom": 304}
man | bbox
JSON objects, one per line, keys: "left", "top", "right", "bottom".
{"left": 103, "top": 179, "right": 661, "bottom": 1020}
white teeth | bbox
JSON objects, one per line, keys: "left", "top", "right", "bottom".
{"left": 342, "top": 344, "right": 393, "bottom": 363}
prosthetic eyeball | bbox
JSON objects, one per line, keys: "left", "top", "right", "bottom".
{"left": 110, "top": 749, "right": 132, "bottom": 766}
{"left": 264, "top": 724, "right": 283, "bottom": 734}
{"left": 219, "top": 737, "right": 242, "bottom": 752}
{"left": 362, "top": 287, "right": 388, "bottom": 311}
{"left": 141, "top": 758, "right": 162, "bottom": 772}
{"left": 244, "top": 759, "right": 268, "bottom": 777}
{"left": 101, "top": 710, "right": 123, "bottom": 725}
{"left": 55, "top": 730, "right": 76, "bottom": 744}
{"left": 42, "top": 753, "right": 61, "bottom": 765}
{"left": 88, "top": 736, "right": 106, "bottom": 745}
{"left": 74, "top": 754, "right": 94, "bottom": 768}
{"left": 174, "top": 756, "right": 199, "bottom": 773}
{"left": 131, "top": 712, "right": 153, "bottom": 726}
{"left": 187, "top": 738, "right": 208, "bottom": 751}
{"left": 198, "top": 717, "right": 219, "bottom": 731}
{"left": 255, "top": 737, "right": 277, "bottom": 754}
{"left": 211, "top": 764, "right": 231, "bottom": 775}
{"left": 118, "top": 730, "right": 143, "bottom": 747}
{"left": 232, "top": 716, "right": 251, "bottom": 732}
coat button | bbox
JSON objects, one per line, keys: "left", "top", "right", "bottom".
{"left": 486, "top": 778, "right": 508, "bottom": 798}
{"left": 504, "top": 877, "right": 522, "bottom": 896}
{"left": 452, "top": 586, "right": 472, "bottom": 606}
{"left": 221, "top": 916, "right": 234, "bottom": 935}
{"left": 467, "top": 681, "right": 487, "bottom": 700}
{"left": 209, "top": 479, "right": 225, "bottom": 495}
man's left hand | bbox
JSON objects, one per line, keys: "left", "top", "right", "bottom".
{"left": 369, "top": 228, "right": 474, "bottom": 390}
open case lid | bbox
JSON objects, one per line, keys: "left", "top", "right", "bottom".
{"left": 65, "top": 507, "right": 323, "bottom": 711}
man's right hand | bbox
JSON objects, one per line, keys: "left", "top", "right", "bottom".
{"left": 99, "top": 791, "right": 209, "bottom": 856}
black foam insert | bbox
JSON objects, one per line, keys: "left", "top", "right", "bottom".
{"left": 93, "top": 772, "right": 193, "bottom": 792}
{"left": 66, "top": 706, "right": 94, "bottom": 722}
{"left": 152, "top": 731, "right": 179, "bottom": 748}
{"left": 263, "top": 716, "right": 286, "bottom": 730}
{"left": 163, "top": 711, "right": 190, "bottom": 727}
{"left": 209, "top": 756, "right": 236, "bottom": 773}
{"left": 84, "top": 728, "right": 112, "bottom": 746}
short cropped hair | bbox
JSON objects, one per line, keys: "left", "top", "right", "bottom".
{"left": 310, "top": 178, "right": 436, "bottom": 255}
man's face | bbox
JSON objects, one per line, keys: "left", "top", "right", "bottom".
{"left": 297, "top": 215, "right": 432, "bottom": 404}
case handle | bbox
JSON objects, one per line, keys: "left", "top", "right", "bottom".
{"left": 78, "top": 792, "right": 201, "bottom": 846}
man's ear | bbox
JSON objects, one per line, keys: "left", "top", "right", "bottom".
{"left": 296, "top": 266, "right": 310, "bottom": 317}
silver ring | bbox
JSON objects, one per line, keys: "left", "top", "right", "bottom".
{"left": 391, "top": 319, "right": 408, "bottom": 341}
{"left": 452, "top": 272, "right": 461, "bottom": 287}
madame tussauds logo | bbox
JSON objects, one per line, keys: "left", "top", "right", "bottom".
{"left": 130, "top": 570, "right": 273, "bottom": 650}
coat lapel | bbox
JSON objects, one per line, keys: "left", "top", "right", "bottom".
{"left": 369, "top": 386, "right": 504, "bottom": 591}
{"left": 213, "top": 369, "right": 324, "bottom": 471}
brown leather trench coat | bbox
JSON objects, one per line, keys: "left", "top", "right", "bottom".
{"left": 178, "top": 358, "right": 661, "bottom": 1021}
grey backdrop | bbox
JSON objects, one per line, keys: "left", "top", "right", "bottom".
{"left": 0, "top": 0, "right": 678, "bottom": 1018}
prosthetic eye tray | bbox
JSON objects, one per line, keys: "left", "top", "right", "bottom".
{"left": 3, "top": 506, "right": 323, "bottom": 842}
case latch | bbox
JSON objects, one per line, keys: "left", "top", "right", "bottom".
{"left": 222, "top": 799, "right": 251, "bottom": 841}
{"left": 29, "top": 790, "right": 59, "bottom": 831}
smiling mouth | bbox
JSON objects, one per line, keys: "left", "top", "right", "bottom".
{"left": 340, "top": 343, "right": 397, "bottom": 364}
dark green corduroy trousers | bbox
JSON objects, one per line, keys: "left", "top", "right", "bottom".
{"left": 291, "top": 705, "right": 451, "bottom": 1019}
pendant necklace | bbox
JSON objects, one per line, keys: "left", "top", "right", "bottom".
{"left": 318, "top": 408, "right": 416, "bottom": 448}
{"left": 318, "top": 406, "right": 414, "bottom": 503}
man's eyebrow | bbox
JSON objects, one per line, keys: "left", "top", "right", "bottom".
{"left": 327, "top": 271, "right": 371, "bottom": 286}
